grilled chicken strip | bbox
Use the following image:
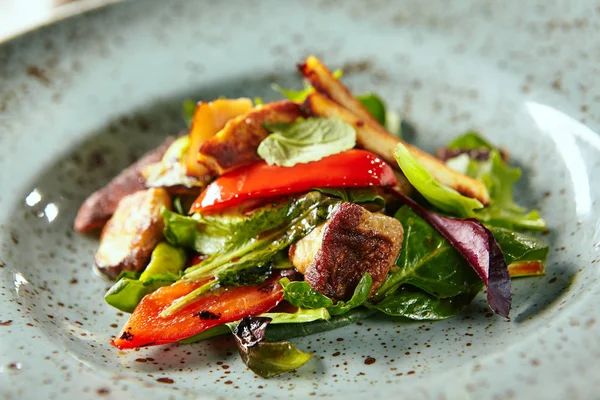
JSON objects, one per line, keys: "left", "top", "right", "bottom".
{"left": 74, "top": 137, "right": 175, "bottom": 232}
{"left": 289, "top": 202, "right": 404, "bottom": 300}
{"left": 94, "top": 188, "right": 171, "bottom": 279}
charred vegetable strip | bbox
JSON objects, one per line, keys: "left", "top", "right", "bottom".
{"left": 111, "top": 270, "right": 288, "bottom": 349}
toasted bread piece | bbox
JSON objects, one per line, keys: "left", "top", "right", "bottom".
{"left": 186, "top": 98, "right": 253, "bottom": 177}
{"left": 304, "top": 92, "right": 490, "bottom": 204}
{"left": 198, "top": 100, "right": 303, "bottom": 175}
{"left": 94, "top": 188, "right": 171, "bottom": 279}
{"left": 289, "top": 202, "right": 404, "bottom": 300}
{"left": 73, "top": 137, "right": 175, "bottom": 233}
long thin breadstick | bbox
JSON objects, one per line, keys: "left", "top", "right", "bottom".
{"left": 304, "top": 92, "right": 490, "bottom": 205}
{"left": 299, "top": 56, "right": 490, "bottom": 205}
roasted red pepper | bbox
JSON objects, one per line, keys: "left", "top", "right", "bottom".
{"left": 111, "top": 272, "right": 287, "bottom": 349}
{"left": 190, "top": 149, "right": 396, "bottom": 213}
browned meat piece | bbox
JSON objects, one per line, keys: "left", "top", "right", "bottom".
{"left": 73, "top": 137, "right": 175, "bottom": 232}
{"left": 94, "top": 188, "right": 171, "bottom": 279}
{"left": 289, "top": 202, "right": 404, "bottom": 301}
{"left": 198, "top": 100, "right": 303, "bottom": 175}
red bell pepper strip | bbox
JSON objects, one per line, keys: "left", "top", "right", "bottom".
{"left": 111, "top": 272, "right": 287, "bottom": 349}
{"left": 190, "top": 149, "right": 396, "bottom": 213}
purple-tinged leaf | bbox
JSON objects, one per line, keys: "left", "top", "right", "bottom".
{"left": 385, "top": 187, "right": 511, "bottom": 318}
{"left": 232, "top": 317, "right": 312, "bottom": 378}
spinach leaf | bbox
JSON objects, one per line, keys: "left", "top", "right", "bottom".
{"left": 491, "top": 227, "right": 549, "bottom": 266}
{"left": 233, "top": 317, "right": 312, "bottom": 378}
{"left": 265, "top": 308, "right": 375, "bottom": 342}
{"left": 357, "top": 93, "right": 386, "bottom": 125}
{"left": 315, "top": 187, "right": 386, "bottom": 208}
{"left": 279, "top": 278, "right": 333, "bottom": 309}
{"left": 180, "top": 308, "right": 331, "bottom": 344}
{"left": 328, "top": 274, "right": 372, "bottom": 316}
{"left": 375, "top": 206, "right": 482, "bottom": 301}
{"left": 384, "top": 189, "right": 511, "bottom": 318}
{"left": 257, "top": 117, "right": 356, "bottom": 167}
{"left": 369, "top": 285, "right": 480, "bottom": 320}
{"left": 104, "top": 242, "right": 186, "bottom": 313}
{"left": 280, "top": 273, "right": 372, "bottom": 316}
{"left": 394, "top": 141, "right": 484, "bottom": 218}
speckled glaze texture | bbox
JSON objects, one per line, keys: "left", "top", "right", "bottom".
{"left": 0, "top": 1, "right": 599, "bottom": 399}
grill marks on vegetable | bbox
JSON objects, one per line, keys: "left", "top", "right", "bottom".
{"left": 195, "top": 310, "right": 222, "bottom": 320}
{"left": 119, "top": 330, "right": 134, "bottom": 341}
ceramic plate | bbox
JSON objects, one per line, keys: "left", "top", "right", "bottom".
{"left": 1, "top": 1, "right": 599, "bottom": 399}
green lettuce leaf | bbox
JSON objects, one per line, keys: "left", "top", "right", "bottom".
{"left": 279, "top": 273, "right": 372, "bottom": 316}
{"left": 104, "top": 242, "right": 186, "bottom": 313}
{"left": 445, "top": 132, "right": 546, "bottom": 230}
{"left": 368, "top": 285, "right": 479, "bottom": 320}
{"left": 257, "top": 117, "right": 356, "bottom": 167}
{"left": 472, "top": 151, "right": 546, "bottom": 230}
{"left": 374, "top": 206, "right": 482, "bottom": 300}
{"left": 394, "top": 142, "right": 484, "bottom": 218}
{"left": 104, "top": 272, "right": 181, "bottom": 313}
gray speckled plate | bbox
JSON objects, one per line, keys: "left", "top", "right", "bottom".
{"left": 1, "top": 1, "right": 599, "bottom": 399}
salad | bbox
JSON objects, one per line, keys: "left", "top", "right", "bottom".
{"left": 74, "top": 56, "right": 549, "bottom": 378}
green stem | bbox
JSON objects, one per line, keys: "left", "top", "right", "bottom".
{"left": 159, "top": 279, "right": 219, "bottom": 318}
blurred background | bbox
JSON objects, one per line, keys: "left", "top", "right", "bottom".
{"left": 0, "top": 0, "right": 115, "bottom": 40}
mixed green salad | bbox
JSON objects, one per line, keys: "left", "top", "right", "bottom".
{"left": 74, "top": 56, "right": 549, "bottom": 377}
